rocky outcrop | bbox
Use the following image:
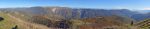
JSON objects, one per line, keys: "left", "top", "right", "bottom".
{"left": 0, "top": 17, "right": 4, "bottom": 21}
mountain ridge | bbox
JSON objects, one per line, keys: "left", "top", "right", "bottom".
{"left": 0, "top": 6, "right": 150, "bottom": 22}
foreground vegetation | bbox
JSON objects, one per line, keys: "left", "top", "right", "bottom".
{"left": 0, "top": 12, "right": 16, "bottom": 29}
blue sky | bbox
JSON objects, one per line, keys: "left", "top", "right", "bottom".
{"left": 0, "top": 0, "right": 150, "bottom": 10}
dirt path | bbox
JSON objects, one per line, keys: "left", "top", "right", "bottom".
{"left": 7, "top": 14, "right": 51, "bottom": 29}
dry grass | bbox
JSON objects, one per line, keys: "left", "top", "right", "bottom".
{"left": 0, "top": 12, "right": 52, "bottom": 29}
{"left": 0, "top": 12, "right": 16, "bottom": 29}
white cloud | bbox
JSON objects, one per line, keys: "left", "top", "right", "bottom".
{"left": 52, "top": 8, "right": 57, "bottom": 12}
{"left": 143, "top": 8, "right": 150, "bottom": 10}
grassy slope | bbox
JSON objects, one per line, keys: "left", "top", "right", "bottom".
{"left": 0, "top": 12, "right": 16, "bottom": 29}
{"left": 0, "top": 12, "right": 50, "bottom": 29}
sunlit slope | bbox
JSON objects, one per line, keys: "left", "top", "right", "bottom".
{"left": 0, "top": 12, "right": 16, "bottom": 29}
{"left": 134, "top": 19, "right": 150, "bottom": 29}
{"left": 0, "top": 12, "right": 50, "bottom": 29}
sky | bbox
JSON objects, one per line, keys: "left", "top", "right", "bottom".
{"left": 0, "top": 0, "right": 150, "bottom": 10}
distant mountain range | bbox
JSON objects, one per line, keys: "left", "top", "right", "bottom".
{"left": 1, "top": 6, "right": 150, "bottom": 22}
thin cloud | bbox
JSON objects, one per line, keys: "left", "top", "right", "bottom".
{"left": 143, "top": 8, "right": 150, "bottom": 10}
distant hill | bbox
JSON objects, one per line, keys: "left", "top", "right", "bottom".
{"left": 0, "top": 6, "right": 150, "bottom": 22}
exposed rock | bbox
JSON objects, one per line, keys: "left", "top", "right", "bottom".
{"left": 12, "top": 25, "right": 18, "bottom": 29}
{"left": 0, "top": 17, "right": 4, "bottom": 21}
